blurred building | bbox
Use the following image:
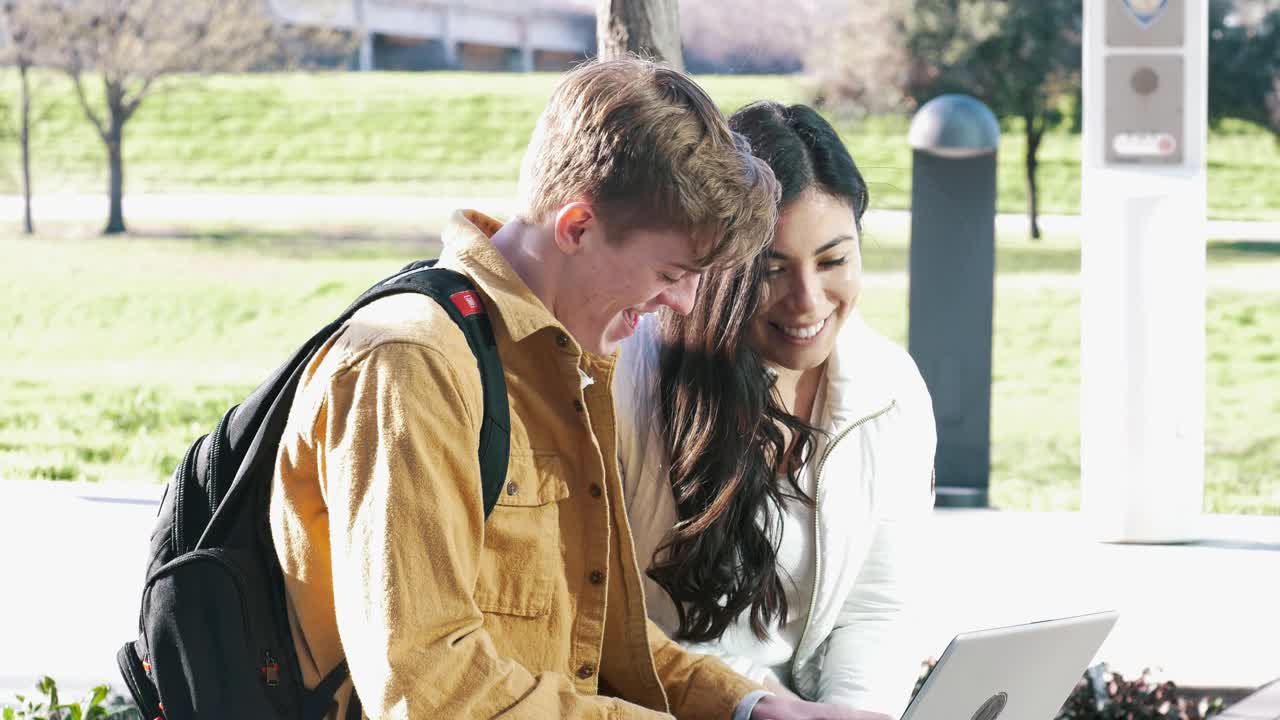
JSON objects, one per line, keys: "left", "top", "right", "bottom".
{"left": 265, "top": 0, "right": 819, "bottom": 74}
{"left": 267, "top": 0, "right": 595, "bottom": 71}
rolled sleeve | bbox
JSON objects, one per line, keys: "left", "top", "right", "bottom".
{"left": 734, "top": 690, "right": 773, "bottom": 720}
{"left": 648, "top": 619, "right": 765, "bottom": 719}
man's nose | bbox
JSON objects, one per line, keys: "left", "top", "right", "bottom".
{"left": 658, "top": 273, "right": 700, "bottom": 316}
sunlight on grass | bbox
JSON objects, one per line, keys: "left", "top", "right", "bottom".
{"left": 3, "top": 230, "right": 1275, "bottom": 514}
{"left": 1, "top": 71, "right": 1276, "bottom": 219}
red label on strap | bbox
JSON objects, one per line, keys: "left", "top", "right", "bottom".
{"left": 450, "top": 290, "right": 483, "bottom": 318}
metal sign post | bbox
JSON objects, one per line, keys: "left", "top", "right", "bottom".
{"left": 907, "top": 94, "right": 1001, "bottom": 508}
{"left": 1080, "top": 0, "right": 1208, "bottom": 542}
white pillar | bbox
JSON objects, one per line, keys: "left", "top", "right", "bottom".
{"left": 519, "top": 16, "right": 535, "bottom": 72}
{"left": 1080, "top": 0, "right": 1208, "bottom": 542}
{"left": 353, "top": 0, "right": 373, "bottom": 71}
{"left": 442, "top": 0, "right": 458, "bottom": 68}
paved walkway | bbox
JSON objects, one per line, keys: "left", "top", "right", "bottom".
{"left": 1, "top": 479, "right": 1277, "bottom": 703}
{"left": 1, "top": 193, "right": 1277, "bottom": 241}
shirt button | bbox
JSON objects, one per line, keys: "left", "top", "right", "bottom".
{"left": 506, "top": 482, "right": 519, "bottom": 496}
{"left": 556, "top": 333, "right": 570, "bottom": 348}
{"left": 589, "top": 484, "right": 602, "bottom": 498}
{"left": 573, "top": 399, "right": 585, "bottom": 412}
{"left": 576, "top": 664, "right": 595, "bottom": 679}
{"left": 589, "top": 570, "right": 604, "bottom": 585}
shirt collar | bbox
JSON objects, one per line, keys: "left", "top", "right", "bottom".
{"left": 437, "top": 209, "right": 566, "bottom": 344}
{"left": 823, "top": 312, "right": 898, "bottom": 429}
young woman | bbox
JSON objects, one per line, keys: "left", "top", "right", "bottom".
{"left": 615, "top": 102, "right": 937, "bottom": 719}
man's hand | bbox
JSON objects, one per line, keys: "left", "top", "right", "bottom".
{"left": 750, "top": 695, "right": 893, "bottom": 720}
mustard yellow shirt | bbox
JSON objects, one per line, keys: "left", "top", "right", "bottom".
{"left": 269, "top": 210, "right": 760, "bottom": 718}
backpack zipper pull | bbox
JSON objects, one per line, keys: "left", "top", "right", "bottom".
{"left": 261, "top": 651, "right": 281, "bottom": 687}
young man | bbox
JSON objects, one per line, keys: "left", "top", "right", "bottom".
{"left": 269, "top": 58, "right": 863, "bottom": 719}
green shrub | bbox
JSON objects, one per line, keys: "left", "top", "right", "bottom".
{"left": 1057, "top": 665, "right": 1227, "bottom": 720}
{"left": 1, "top": 677, "right": 137, "bottom": 720}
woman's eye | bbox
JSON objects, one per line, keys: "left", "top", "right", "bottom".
{"left": 819, "top": 257, "right": 849, "bottom": 269}
{"left": 660, "top": 272, "right": 680, "bottom": 284}
{"left": 764, "top": 266, "right": 785, "bottom": 278}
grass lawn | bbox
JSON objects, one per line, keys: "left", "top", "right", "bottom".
{"left": 1, "top": 70, "right": 1277, "bottom": 219}
{"left": 2, "top": 223, "right": 1277, "bottom": 514}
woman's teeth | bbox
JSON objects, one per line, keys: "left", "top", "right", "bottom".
{"left": 779, "top": 318, "right": 826, "bottom": 339}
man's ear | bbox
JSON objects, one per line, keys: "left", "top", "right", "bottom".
{"left": 552, "top": 201, "right": 596, "bottom": 257}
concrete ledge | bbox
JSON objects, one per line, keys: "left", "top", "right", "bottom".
{"left": 2, "top": 487, "right": 1276, "bottom": 702}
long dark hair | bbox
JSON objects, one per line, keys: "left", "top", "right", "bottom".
{"left": 648, "top": 102, "right": 870, "bottom": 643}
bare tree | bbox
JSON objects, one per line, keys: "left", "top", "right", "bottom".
{"left": 53, "top": 0, "right": 347, "bottom": 235}
{"left": 807, "top": 0, "right": 917, "bottom": 115}
{"left": 597, "top": 0, "right": 683, "bottom": 70}
{"left": 680, "top": 0, "right": 815, "bottom": 73}
{"left": 1, "top": 0, "right": 60, "bottom": 234}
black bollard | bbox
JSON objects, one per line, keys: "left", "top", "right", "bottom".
{"left": 906, "top": 94, "right": 1000, "bottom": 509}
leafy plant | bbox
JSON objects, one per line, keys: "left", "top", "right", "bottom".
{"left": 1058, "top": 665, "right": 1227, "bottom": 720}
{"left": 2, "top": 677, "right": 138, "bottom": 720}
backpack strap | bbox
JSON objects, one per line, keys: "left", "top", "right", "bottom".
{"left": 205, "top": 262, "right": 511, "bottom": 547}
{"left": 376, "top": 261, "right": 511, "bottom": 518}
{"left": 301, "top": 659, "right": 351, "bottom": 719}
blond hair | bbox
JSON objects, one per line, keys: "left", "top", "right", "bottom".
{"left": 518, "top": 58, "right": 778, "bottom": 268}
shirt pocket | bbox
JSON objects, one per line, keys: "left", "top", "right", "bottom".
{"left": 474, "top": 449, "right": 570, "bottom": 618}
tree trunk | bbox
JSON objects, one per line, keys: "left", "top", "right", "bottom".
{"left": 100, "top": 77, "right": 130, "bottom": 235}
{"left": 19, "top": 62, "right": 33, "bottom": 235}
{"left": 596, "top": 0, "right": 684, "bottom": 71}
{"left": 1025, "top": 112, "right": 1042, "bottom": 241}
{"left": 105, "top": 122, "right": 126, "bottom": 235}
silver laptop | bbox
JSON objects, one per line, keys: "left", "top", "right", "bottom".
{"left": 902, "top": 611, "right": 1119, "bottom": 720}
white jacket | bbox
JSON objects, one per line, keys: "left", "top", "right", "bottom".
{"left": 614, "top": 312, "right": 937, "bottom": 718}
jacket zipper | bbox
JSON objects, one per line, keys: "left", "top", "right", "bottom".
{"left": 791, "top": 399, "right": 896, "bottom": 692}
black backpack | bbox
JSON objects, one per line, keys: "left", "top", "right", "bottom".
{"left": 116, "top": 261, "right": 510, "bottom": 719}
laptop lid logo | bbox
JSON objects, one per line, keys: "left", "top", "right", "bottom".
{"left": 971, "top": 692, "right": 1008, "bottom": 720}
